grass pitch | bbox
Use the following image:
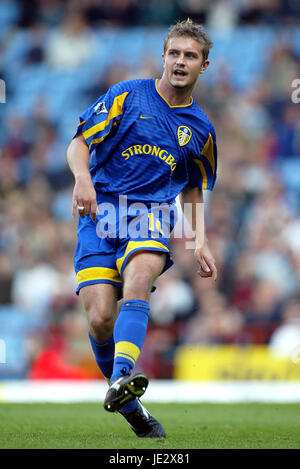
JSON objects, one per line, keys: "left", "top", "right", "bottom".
{"left": 0, "top": 402, "right": 300, "bottom": 449}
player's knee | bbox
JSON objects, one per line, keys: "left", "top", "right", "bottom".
{"left": 88, "top": 307, "right": 114, "bottom": 341}
{"left": 123, "top": 270, "right": 153, "bottom": 300}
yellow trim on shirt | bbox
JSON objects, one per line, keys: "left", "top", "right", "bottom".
{"left": 201, "top": 133, "right": 215, "bottom": 174}
{"left": 155, "top": 79, "right": 193, "bottom": 108}
{"left": 82, "top": 92, "right": 128, "bottom": 140}
{"left": 193, "top": 159, "right": 208, "bottom": 190}
{"left": 88, "top": 135, "right": 108, "bottom": 150}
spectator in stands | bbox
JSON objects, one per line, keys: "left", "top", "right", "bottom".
{"left": 269, "top": 296, "right": 300, "bottom": 358}
{"left": 46, "top": 9, "right": 96, "bottom": 68}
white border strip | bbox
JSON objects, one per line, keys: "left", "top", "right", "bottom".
{"left": 1, "top": 380, "right": 300, "bottom": 403}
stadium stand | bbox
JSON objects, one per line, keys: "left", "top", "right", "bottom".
{"left": 0, "top": 0, "right": 300, "bottom": 379}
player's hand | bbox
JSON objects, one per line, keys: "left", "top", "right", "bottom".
{"left": 72, "top": 174, "right": 98, "bottom": 222}
{"left": 194, "top": 242, "right": 217, "bottom": 282}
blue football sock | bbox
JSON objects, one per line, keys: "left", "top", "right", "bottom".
{"left": 88, "top": 331, "right": 137, "bottom": 412}
{"left": 88, "top": 332, "right": 114, "bottom": 382}
{"left": 110, "top": 299, "right": 149, "bottom": 384}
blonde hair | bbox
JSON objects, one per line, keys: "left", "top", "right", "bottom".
{"left": 163, "top": 18, "right": 213, "bottom": 61}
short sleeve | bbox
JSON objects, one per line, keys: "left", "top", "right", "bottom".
{"left": 73, "top": 83, "right": 130, "bottom": 152}
{"left": 188, "top": 125, "right": 218, "bottom": 191}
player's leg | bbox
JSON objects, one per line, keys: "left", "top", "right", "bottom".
{"left": 80, "top": 282, "right": 140, "bottom": 414}
{"left": 80, "top": 283, "right": 119, "bottom": 383}
{"left": 104, "top": 251, "right": 166, "bottom": 413}
{"left": 110, "top": 251, "right": 166, "bottom": 382}
{"left": 122, "top": 251, "right": 166, "bottom": 301}
{"left": 104, "top": 251, "right": 167, "bottom": 436}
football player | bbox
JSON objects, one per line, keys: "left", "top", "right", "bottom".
{"left": 67, "top": 18, "right": 217, "bottom": 438}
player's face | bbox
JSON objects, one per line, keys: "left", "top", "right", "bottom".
{"left": 162, "top": 36, "right": 209, "bottom": 90}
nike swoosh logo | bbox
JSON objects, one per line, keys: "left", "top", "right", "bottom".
{"left": 140, "top": 115, "right": 152, "bottom": 119}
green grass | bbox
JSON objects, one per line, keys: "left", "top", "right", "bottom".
{"left": 0, "top": 403, "right": 300, "bottom": 449}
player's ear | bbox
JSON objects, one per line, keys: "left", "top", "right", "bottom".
{"left": 199, "top": 59, "right": 209, "bottom": 75}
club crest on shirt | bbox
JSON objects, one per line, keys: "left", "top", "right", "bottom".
{"left": 94, "top": 102, "right": 108, "bottom": 115}
{"left": 177, "top": 126, "right": 192, "bottom": 146}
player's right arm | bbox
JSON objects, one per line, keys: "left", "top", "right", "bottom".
{"left": 66, "top": 134, "right": 98, "bottom": 221}
{"left": 67, "top": 80, "right": 143, "bottom": 221}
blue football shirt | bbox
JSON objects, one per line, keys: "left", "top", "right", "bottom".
{"left": 75, "top": 79, "right": 217, "bottom": 204}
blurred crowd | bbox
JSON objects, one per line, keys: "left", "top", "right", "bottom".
{"left": 0, "top": 0, "right": 300, "bottom": 380}
{"left": 13, "top": 0, "right": 300, "bottom": 28}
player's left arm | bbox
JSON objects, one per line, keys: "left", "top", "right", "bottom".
{"left": 180, "top": 187, "right": 217, "bottom": 281}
